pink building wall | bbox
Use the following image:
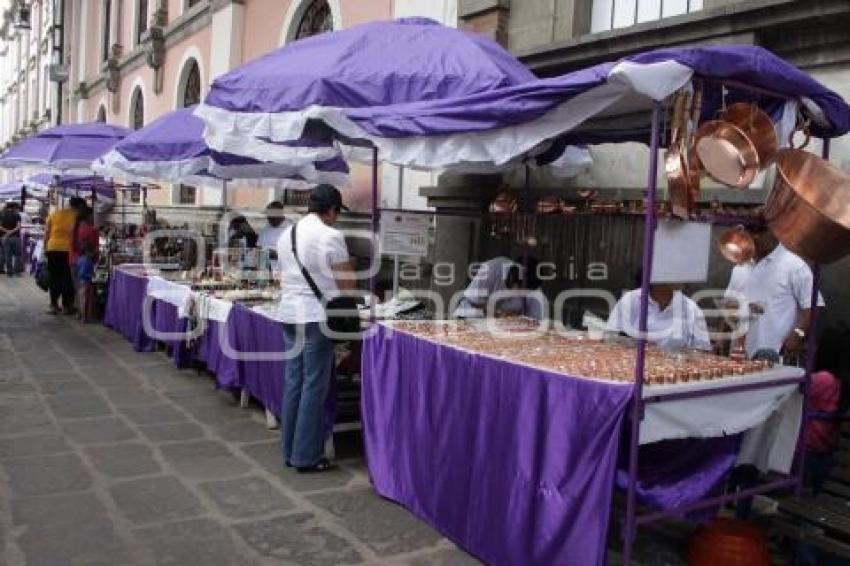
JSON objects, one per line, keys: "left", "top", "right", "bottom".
{"left": 241, "top": 0, "right": 292, "bottom": 62}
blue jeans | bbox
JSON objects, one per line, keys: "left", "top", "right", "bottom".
{"left": 2, "top": 236, "right": 19, "bottom": 275}
{"left": 282, "top": 322, "right": 335, "bottom": 468}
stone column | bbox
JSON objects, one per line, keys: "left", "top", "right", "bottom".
{"left": 209, "top": 0, "right": 244, "bottom": 81}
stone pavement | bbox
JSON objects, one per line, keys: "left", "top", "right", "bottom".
{"left": 0, "top": 277, "right": 478, "bottom": 566}
{"left": 0, "top": 277, "right": 700, "bottom": 566}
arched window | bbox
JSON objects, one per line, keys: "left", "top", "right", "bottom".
{"left": 130, "top": 88, "right": 144, "bottom": 130}
{"left": 96, "top": 105, "right": 106, "bottom": 122}
{"left": 180, "top": 59, "right": 201, "bottom": 108}
{"left": 295, "top": 0, "right": 333, "bottom": 40}
{"left": 136, "top": 0, "right": 148, "bottom": 44}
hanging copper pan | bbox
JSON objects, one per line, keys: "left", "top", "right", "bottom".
{"left": 763, "top": 148, "right": 850, "bottom": 264}
{"left": 695, "top": 103, "right": 778, "bottom": 189}
{"left": 536, "top": 196, "right": 561, "bottom": 214}
{"left": 489, "top": 191, "right": 517, "bottom": 215}
{"left": 666, "top": 91, "right": 691, "bottom": 219}
{"left": 685, "top": 86, "right": 704, "bottom": 211}
{"left": 717, "top": 225, "right": 756, "bottom": 265}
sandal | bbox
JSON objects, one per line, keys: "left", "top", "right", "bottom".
{"left": 296, "top": 457, "right": 335, "bottom": 473}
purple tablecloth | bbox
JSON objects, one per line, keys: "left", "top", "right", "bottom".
{"left": 185, "top": 319, "right": 236, "bottom": 386}
{"left": 103, "top": 270, "right": 155, "bottom": 352}
{"left": 225, "top": 304, "right": 286, "bottom": 416}
{"left": 362, "top": 325, "right": 633, "bottom": 566}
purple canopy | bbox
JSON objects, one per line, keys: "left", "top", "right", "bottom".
{"left": 0, "top": 181, "right": 25, "bottom": 199}
{"left": 0, "top": 123, "right": 131, "bottom": 173}
{"left": 95, "top": 107, "right": 348, "bottom": 188}
{"left": 197, "top": 17, "right": 538, "bottom": 166}
{"left": 199, "top": 33, "right": 850, "bottom": 169}
{"left": 28, "top": 173, "right": 116, "bottom": 201}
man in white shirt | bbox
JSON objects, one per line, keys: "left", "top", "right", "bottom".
{"left": 725, "top": 225, "right": 823, "bottom": 359}
{"left": 257, "top": 201, "right": 291, "bottom": 255}
{"left": 276, "top": 184, "right": 354, "bottom": 473}
{"left": 607, "top": 283, "right": 712, "bottom": 351}
{"left": 453, "top": 256, "right": 545, "bottom": 319}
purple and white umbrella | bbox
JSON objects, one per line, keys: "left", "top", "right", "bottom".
{"left": 0, "top": 181, "right": 26, "bottom": 200}
{"left": 94, "top": 107, "right": 349, "bottom": 188}
{"left": 198, "top": 25, "right": 850, "bottom": 170}
{"left": 0, "top": 122, "right": 131, "bottom": 174}
{"left": 196, "top": 17, "right": 540, "bottom": 168}
{"left": 28, "top": 174, "right": 116, "bottom": 201}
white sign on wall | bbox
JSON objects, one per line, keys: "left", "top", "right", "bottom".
{"left": 380, "top": 212, "right": 431, "bottom": 257}
{"left": 651, "top": 219, "right": 711, "bottom": 283}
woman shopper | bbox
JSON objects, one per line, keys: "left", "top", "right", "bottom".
{"left": 44, "top": 197, "right": 85, "bottom": 315}
{"left": 70, "top": 206, "right": 99, "bottom": 268}
{"left": 275, "top": 184, "right": 355, "bottom": 473}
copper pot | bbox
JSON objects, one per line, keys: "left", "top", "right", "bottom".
{"left": 489, "top": 191, "right": 516, "bottom": 215}
{"left": 666, "top": 91, "right": 691, "bottom": 218}
{"left": 717, "top": 225, "right": 755, "bottom": 265}
{"left": 763, "top": 148, "right": 850, "bottom": 264}
{"left": 695, "top": 103, "right": 778, "bottom": 189}
{"left": 536, "top": 196, "right": 561, "bottom": 214}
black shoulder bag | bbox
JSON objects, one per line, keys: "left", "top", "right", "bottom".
{"left": 290, "top": 223, "right": 361, "bottom": 339}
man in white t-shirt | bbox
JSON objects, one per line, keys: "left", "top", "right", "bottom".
{"left": 257, "top": 201, "right": 291, "bottom": 273}
{"left": 276, "top": 184, "right": 354, "bottom": 473}
{"left": 725, "top": 225, "right": 823, "bottom": 359}
{"left": 607, "top": 283, "right": 712, "bottom": 351}
{"left": 453, "top": 256, "right": 546, "bottom": 319}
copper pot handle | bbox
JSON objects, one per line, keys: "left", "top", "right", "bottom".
{"left": 789, "top": 119, "right": 811, "bottom": 150}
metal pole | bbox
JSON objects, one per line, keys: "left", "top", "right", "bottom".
{"left": 794, "top": 137, "right": 829, "bottom": 495}
{"left": 221, "top": 180, "right": 228, "bottom": 213}
{"left": 370, "top": 147, "right": 379, "bottom": 320}
{"left": 622, "top": 101, "right": 662, "bottom": 566}
{"left": 392, "top": 165, "right": 403, "bottom": 298}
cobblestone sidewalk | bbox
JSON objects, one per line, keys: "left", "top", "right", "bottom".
{"left": 0, "top": 278, "right": 476, "bottom": 566}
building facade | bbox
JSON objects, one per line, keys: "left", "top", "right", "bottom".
{"left": 44, "top": 0, "right": 454, "bottom": 212}
{"left": 0, "top": 0, "right": 59, "bottom": 160}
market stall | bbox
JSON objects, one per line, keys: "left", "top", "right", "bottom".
{"left": 197, "top": 23, "right": 850, "bottom": 565}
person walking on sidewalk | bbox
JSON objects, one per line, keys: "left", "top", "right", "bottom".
{"left": 44, "top": 197, "right": 85, "bottom": 315}
{"left": 0, "top": 202, "right": 22, "bottom": 277}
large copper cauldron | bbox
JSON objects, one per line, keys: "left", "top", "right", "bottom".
{"left": 763, "top": 148, "right": 850, "bottom": 264}
{"left": 695, "top": 103, "right": 778, "bottom": 189}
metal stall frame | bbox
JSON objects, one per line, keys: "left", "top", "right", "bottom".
{"left": 620, "top": 93, "right": 832, "bottom": 564}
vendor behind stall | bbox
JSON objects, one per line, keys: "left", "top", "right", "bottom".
{"left": 453, "top": 256, "right": 544, "bottom": 319}
{"left": 606, "top": 282, "right": 711, "bottom": 351}
{"left": 724, "top": 222, "right": 824, "bottom": 360}
{"left": 257, "top": 201, "right": 291, "bottom": 270}
{"left": 227, "top": 215, "right": 258, "bottom": 249}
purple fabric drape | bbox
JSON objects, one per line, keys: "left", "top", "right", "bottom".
{"left": 193, "top": 319, "right": 237, "bottom": 388}
{"left": 204, "top": 37, "right": 850, "bottom": 143}
{"left": 103, "top": 270, "right": 155, "bottom": 352}
{"left": 618, "top": 435, "right": 740, "bottom": 516}
{"left": 362, "top": 325, "right": 633, "bottom": 566}
{"left": 101, "top": 106, "right": 348, "bottom": 182}
{"left": 224, "top": 304, "right": 288, "bottom": 416}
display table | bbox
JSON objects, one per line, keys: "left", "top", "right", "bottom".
{"left": 102, "top": 268, "right": 337, "bottom": 428}
{"left": 362, "top": 323, "right": 632, "bottom": 565}
{"left": 103, "top": 268, "right": 156, "bottom": 352}
{"left": 362, "top": 322, "right": 803, "bottom": 566}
